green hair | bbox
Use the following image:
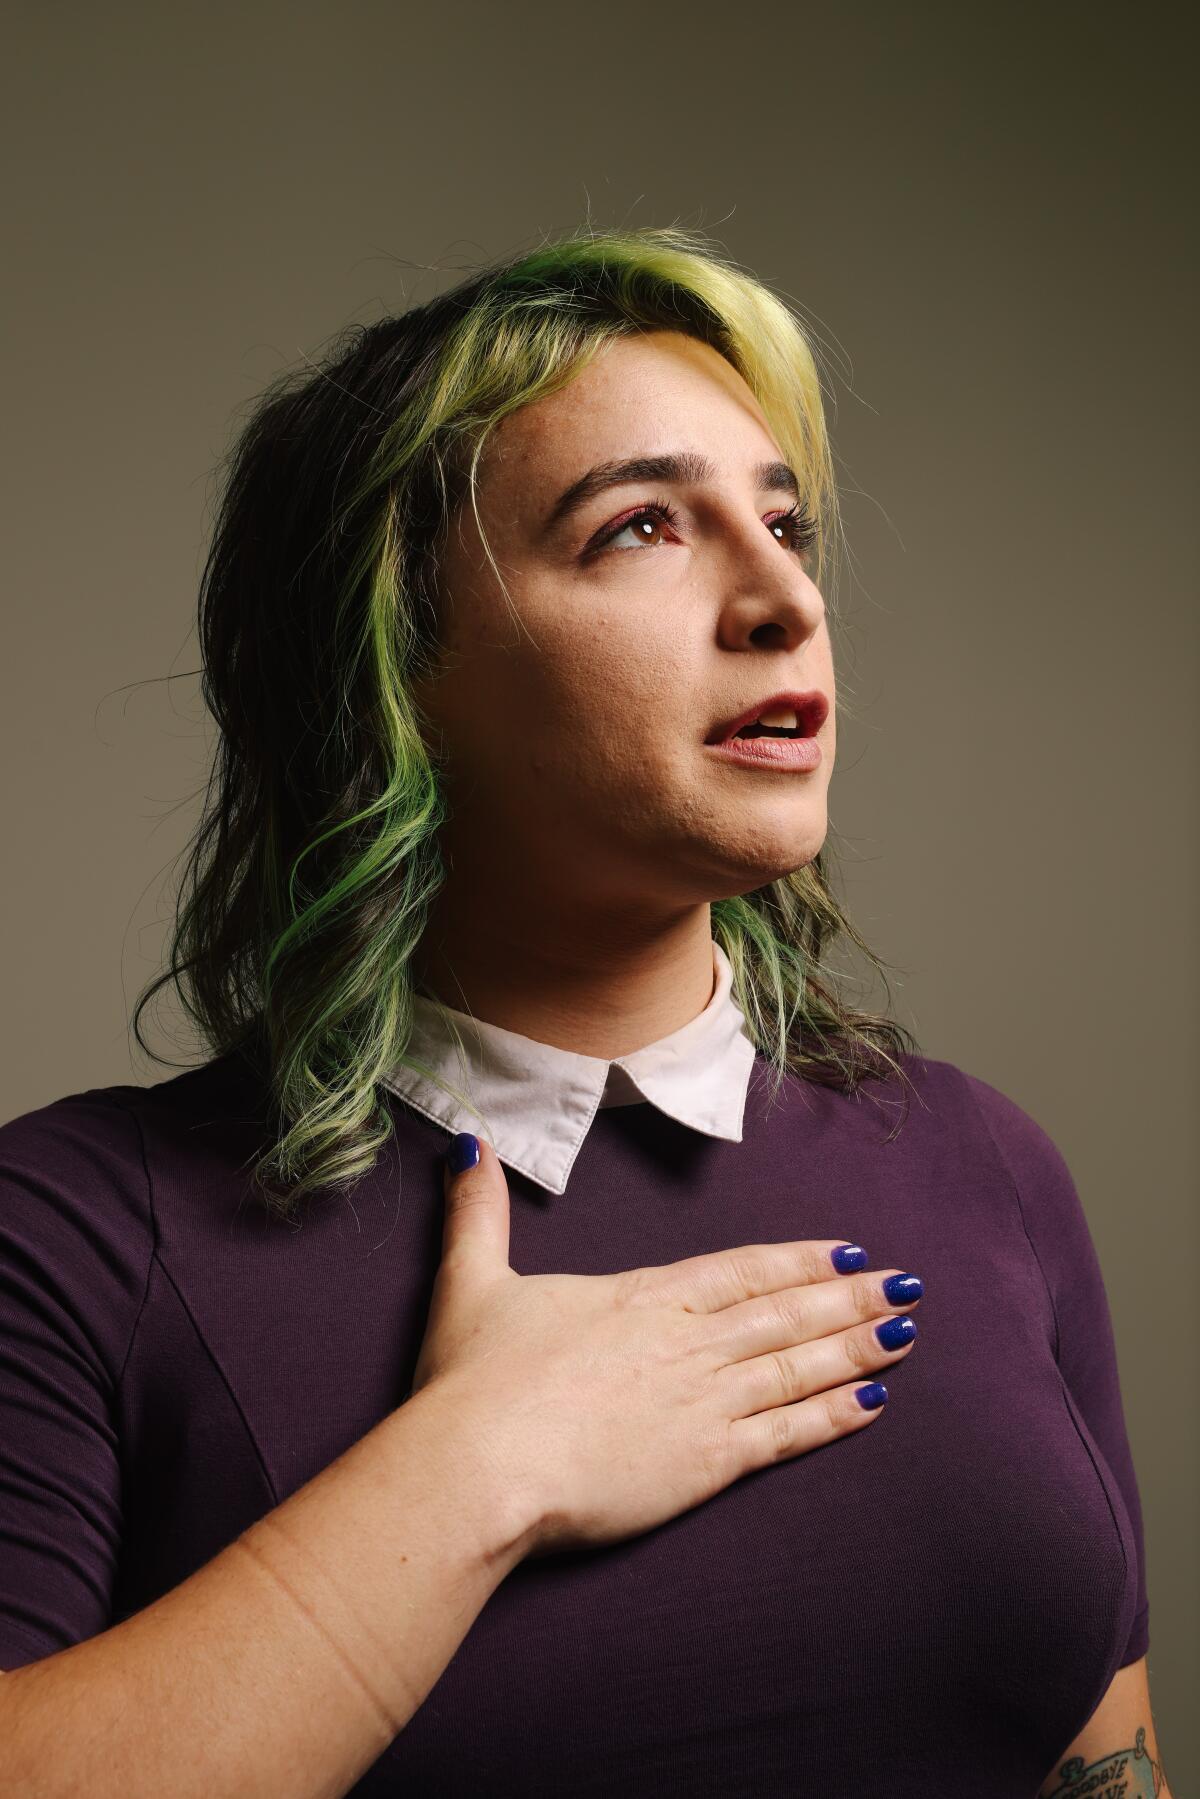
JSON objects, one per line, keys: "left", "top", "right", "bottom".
{"left": 131, "top": 222, "right": 919, "bottom": 1220}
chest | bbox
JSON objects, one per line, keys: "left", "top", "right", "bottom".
{"left": 122, "top": 1118, "right": 1138, "bottom": 1792}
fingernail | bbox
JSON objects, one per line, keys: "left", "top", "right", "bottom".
{"left": 882, "top": 1273, "right": 923, "bottom": 1304}
{"left": 445, "top": 1132, "right": 480, "bottom": 1174}
{"left": 875, "top": 1316, "right": 917, "bottom": 1350}
{"left": 831, "top": 1244, "right": 868, "bottom": 1273}
{"left": 855, "top": 1382, "right": 889, "bottom": 1409}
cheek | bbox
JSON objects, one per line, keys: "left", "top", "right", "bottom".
{"left": 524, "top": 621, "right": 676, "bottom": 739}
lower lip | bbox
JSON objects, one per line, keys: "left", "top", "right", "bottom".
{"left": 706, "top": 734, "right": 823, "bottom": 771}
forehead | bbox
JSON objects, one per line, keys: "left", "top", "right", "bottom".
{"left": 477, "top": 330, "right": 777, "bottom": 498}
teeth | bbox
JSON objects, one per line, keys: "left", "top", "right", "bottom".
{"left": 757, "top": 706, "right": 799, "bottom": 729}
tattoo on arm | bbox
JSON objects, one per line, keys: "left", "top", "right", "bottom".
{"left": 1041, "top": 1727, "right": 1167, "bottom": 1798}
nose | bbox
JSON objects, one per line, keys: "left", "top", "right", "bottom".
{"left": 713, "top": 520, "right": 827, "bottom": 654}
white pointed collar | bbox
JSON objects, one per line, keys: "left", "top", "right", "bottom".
{"left": 379, "top": 940, "right": 758, "bottom": 1195}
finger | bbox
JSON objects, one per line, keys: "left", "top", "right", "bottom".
{"left": 627, "top": 1239, "right": 873, "bottom": 1314}
{"left": 723, "top": 1313, "right": 918, "bottom": 1416}
{"left": 727, "top": 1377, "right": 890, "bottom": 1475}
{"left": 703, "top": 1268, "right": 924, "bottom": 1363}
{"left": 439, "top": 1133, "right": 511, "bottom": 1274}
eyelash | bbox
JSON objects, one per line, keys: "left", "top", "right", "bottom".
{"left": 587, "top": 496, "right": 818, "bottom": 562}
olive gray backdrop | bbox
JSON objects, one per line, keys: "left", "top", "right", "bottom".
{"left": 3, "top": 0, "right": 1195, "bottom": 1780}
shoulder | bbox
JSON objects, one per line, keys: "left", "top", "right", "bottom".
{"left": 0, "top": 1045, "right": 255, "bottom": 1180}
{"left": 0, "top": 1083, "right": 159, "bottom": 1387}
{"left": 0, "top": 1080, "right": 151, "bottom": 1205}
{"left": 883, "top": 1049, "right": 1085, "bottom": 1244}
{"left": 0, "top": 1050, "right": 258, "bottom": 1316}
{"left": 884, "top": 1048, "right": 1068, "bottom": 1165}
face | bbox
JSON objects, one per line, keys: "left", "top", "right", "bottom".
{"left": 411, "top": 329, "right": 836, "bottom": 919}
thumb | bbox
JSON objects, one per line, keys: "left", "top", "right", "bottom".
{"left": 440, "top": 1131, "right": 511, "bottom": 1273}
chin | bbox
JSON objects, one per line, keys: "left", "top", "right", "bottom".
{"left": 745, "top": 808, "right": 828, "bottom": 863}
{"left": 698, "top": 834, "right": 828, "bottom": 901}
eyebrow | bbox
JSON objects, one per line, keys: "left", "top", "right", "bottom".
{"left": 540, "top": 450, "right": 803, "bottom": 537}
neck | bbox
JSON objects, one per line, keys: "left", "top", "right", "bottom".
{"left": 411, "top": 893, "right": 718, "bottom": 1060}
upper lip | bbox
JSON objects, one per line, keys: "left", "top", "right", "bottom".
{"left": 705, "top": 689, "right": 830, "bottom": 745}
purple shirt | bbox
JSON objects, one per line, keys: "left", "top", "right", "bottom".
{"left": 0, "top": 1047, "right": 1148, "bottom": 1793}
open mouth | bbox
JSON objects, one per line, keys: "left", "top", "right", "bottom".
{"left": 733, "top": 717, "right": 804, "bottom": 740}
{"left": 706, "top": 690, "right": 829, "bottom": 746}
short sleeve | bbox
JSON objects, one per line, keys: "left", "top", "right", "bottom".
{"left": 0, "top": 1090, "right": 153, "bottom": 1670}
{"left": 960, "top": 1070, "right": 1150, "bottom": 1666}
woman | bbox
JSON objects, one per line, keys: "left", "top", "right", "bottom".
{"left": 0, "top": 226, "right": 1168, "bottom": 1796}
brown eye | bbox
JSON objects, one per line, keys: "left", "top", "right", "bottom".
{"left": 586, "top": 496, "right": 817, "bottom": 562}
{"left": 769, "top": 502, "right": 818, "bottom": 560}
{"left": 589, "top": 500, "right": 680, "bottom": 556}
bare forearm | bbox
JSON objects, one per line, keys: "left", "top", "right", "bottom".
{"left": 0, "top": 1386, "right": 532, "bottom": 1798}
{"left": 1038, "top": 1657, "right": 1172, "bottom": 1799}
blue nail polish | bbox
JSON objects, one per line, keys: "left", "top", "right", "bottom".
{"left": 831, "top": 1243, "right": 868, "bottom": 1274}
{"left": 855, "top": 1382, "right": 888, "bottom": 1410}
{"left": 875, "top": 1315, "right": 917, "bottom": 1350}
{"left": 882, "top": 1273, "right": 923, "bottom": 1305}
{"left": 445, "top": 1132, "right": 480, "bottom": 1174}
